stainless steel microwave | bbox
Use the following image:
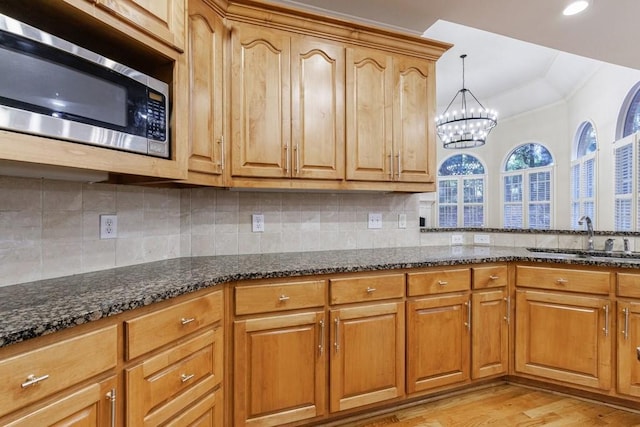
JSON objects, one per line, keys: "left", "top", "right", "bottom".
{"left": 0, "top": 13, "right": 170, "bottom": 158}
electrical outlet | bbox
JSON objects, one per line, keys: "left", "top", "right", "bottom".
{"left": 451, "top": 234, "right": 464, "bottom": 245}
{"left": 474, "top": 234, "right": 491, "bottom": 245}
{"left": 398, "top": 214, "right": 407, "bottom": 229}
{"left": 252, "top": 214, "right": 264, "bottom": 232}
{"left": 368, "top": 213, "right": 382, "bottom": 229}
{"left": 100, "top": 214, "right": 117, "bottom": 239}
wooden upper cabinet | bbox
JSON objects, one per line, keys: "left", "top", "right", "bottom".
{"left": 96, "top": 0, "right": 185, "bottom": 51}
{"left": 186, "top": 0, "right": 225, "bottom": 183}
{"left": 393, "top": 57, "right": 436, "bottom": 183}
{"left": 230, "top": 23, "right": 291, "bottom": 179}
{"left": 346, "top": 48, "right": 436, "bottom": 183}
{"left": 346, "top": 47, "right": 394, "bottom": 182}
{"left": 290, "top": 37, "right": 345, "bottom": 180}
{"left": 230, "top": 24, "right": 345, "bottom": 181}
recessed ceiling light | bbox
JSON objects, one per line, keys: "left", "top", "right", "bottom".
{"left": 563, "top": 0, "right": 590, "bottom": 16}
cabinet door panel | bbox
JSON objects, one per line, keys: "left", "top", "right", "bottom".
{"left": 330, "top": 302, "right": 404, "bottom": 412}
{"left": 515, "top": 290, "right": 611, "bottom": 390}
{"left": 4, "top": 376, "right": 116, "bottom": 427}
{"left": 406, "top": 294, "right": 470, "bottom": 393}
{"left": 393, "top": 57, "right": 435, "bottom": 183}
{"left": 618, "top": 301, "right": 640, "bottom": 397}
{"left": 472, "top": 289, "right": 508, "bottom": 379}
{"left": 234, "top": 311, "right": 326, "bottom": 427}
{"left": 346, "top": 47, "right": 393, "bottom": 181}
{"left": 97, "top": 0, "right": 185, "bottom": 50}
{"left": 187, "top": 2, "right": 224, "bottom": 177}
{"left": 231, "top": 24, "right": 290, "bottom": 178}
{"left": 291, "top": 37, "right": 344, "bottom": 180}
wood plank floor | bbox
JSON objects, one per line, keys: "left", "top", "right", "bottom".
{"left": 338, "top": 384, "right": 640, "bottom": 427}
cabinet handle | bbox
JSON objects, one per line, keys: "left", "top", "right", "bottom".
{"left": 180, "top": 317, "right": 196, "bottom": 325}
{"left": 465, "top": 301, "right": 471, "bottom": 331}
{"left": 556, "top": 278, "right": 568, "bottom": 285}
{"left": 218, "top": 135, "right": 225, "bottom": 171}
{"left": 504, "top": 296, "right": 511, "bottom": 324}
{"left": 489, "top": 275, "right": 499, "bottom": 280}
{"left": 21, "top": 374, "right": 50, "bottom": 388}
{"left": 295, "top": 144, "right": 300, "bottom": 175}
{"left": 334, "top": 317, "right": 340, "bottom": 352}
{"left": 623, "top": 307, "right": 629, "bottom": 340}
{"left": 284, "top": 145, "right": 289, "bottom": 174}
{"left": 388, "top": 152, "right": 393, "bottom": 178}
{"left": 106, "top": 388, "right": 116, "bottom": 427}
{"left": 278, "top": 294, "right": 290, "bottom": 302}
{"left": 181, "top": 373, "right": 195, "bottom": 383}
{"left": 603, "top": 305, "right": 610, "bottom": 337}
{"left": 396, "top": 150, "right": 401, "bottom": 179}
{"left": 366, "top": 287, "right": 376, "bottom": 293}
{"left": 319, "top": 319, "right": 325, "bottom": 355}
{"left": 437, "top": 280, "right": 448, "bottom": 286}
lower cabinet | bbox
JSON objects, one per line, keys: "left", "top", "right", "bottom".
{"left": 329, "top": 302, "right": 405, "bottom": 412}
{"left": 471, "top": 288, "right": 509, "bottom": 379}
{"left": 515, "top": 289, "right": 612, "bottom": 390}
{"left": 406, "top": 294, "right": 470, "bottom": 393}
{"left": 617, "top": 301, "right": 640, "bottom": 397}
{"left": 234, "top": 311, "right": 326, "bottom": 427}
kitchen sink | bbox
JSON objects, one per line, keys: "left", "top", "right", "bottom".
{"left": 526, "top": 247, "right": 640, "bottom": 263}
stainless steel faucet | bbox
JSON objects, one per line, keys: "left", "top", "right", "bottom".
{"left": 578, "top": 215, "right": 594, "bottom": 251}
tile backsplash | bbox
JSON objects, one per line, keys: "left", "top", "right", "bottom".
{"left": 0, "top": 176, "right": 420, "bottom": 286}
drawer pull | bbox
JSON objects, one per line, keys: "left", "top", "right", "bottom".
{"left": 437, "top": 280, "right": 448, "bottom": 286}
{"left": 319, "top": 319, "right": 325, "bottom": 355}
{"left": 278, "top": 295, "right": 290, "bottom": 302}
{"left": 180, "top": 317, "right": 196, "bottom": 325}
{"left": 556, "top": 278, "right": 568, "bottom": 285}
{"left": 21, "top": 374, "right": 50, "bottom": 388}
{"left": 106, "top": 388, "right": 116, "bottom": 427}
{"left": 181, "top": 373, "right": 195, "bottom": 383}
{"left": 366, "top": 287, "right": 376, "bottom": 293}
{"left": 623, "top": 307, "right": 630, "bottom": 340}
{"left": 603, "top": 305, "right": 610, "bottom": 337}
{"left": 489, "top": 275, "right": 499, "bottom": 280}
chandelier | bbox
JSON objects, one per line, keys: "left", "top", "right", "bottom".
{"left": 436, "top": 54, "right": 498, "bottom": 149}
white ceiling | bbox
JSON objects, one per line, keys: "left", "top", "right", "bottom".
{"left": 267, "top": 0, "right": 640, "bottom": 120}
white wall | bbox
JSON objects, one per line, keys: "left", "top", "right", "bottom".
{"left": 434, "top": 63, "right": 640, "bottom": 230}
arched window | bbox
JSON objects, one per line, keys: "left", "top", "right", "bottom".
{"left": 502, "top": 143, "right": 554, "bottom": 229}
{"left": 437, "top": 154, "right": 486, "bottom": 227}
{"left": 571, "top": 122, "right": 597, "bottom": 229}
{"left": 623, "top": 85, "right": 640, "bottom": 138}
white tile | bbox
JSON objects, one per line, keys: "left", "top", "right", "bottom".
{"left": 82, "top": 183, "right": 116, "bottom": 212}
{"left": 82, "top": 239, "right": 116, "bottom": 272}
{"left": 43, "top": 180, "right": 82, "bottom": 211}
{"left": 116, "top": 238, "right": 145, "bottom": 266}
{"left": 42, "top": 210, "right": 83, "bottom": 241}
{"left": 0, "top": 176, "right": 42, "bottom": 211}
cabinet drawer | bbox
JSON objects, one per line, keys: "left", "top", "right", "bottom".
{"left": 330, "top": 274, "right": 404, "bottom": 304}
{"left": 473, "top": 265, "right": 508, "bottom": 289}
{"left": 407, "top": 268, "right": 470, "bottom": 296}
{"left": 617, "top": 273, "right": 640, "bottom": 298}
{"left": 0, "top": 325, "right": 117, "bottom": 418}
{"left": 235, "top": 280, "right": 326, "bottom": 315}
{"left": 126, "top": 290, "right": 223, "bottom": 360}
{"left": 126, "top": 328, "right": 223, "bottom": 426}
{"left": 516, "top": 265, "right": 611, "bottom": 294}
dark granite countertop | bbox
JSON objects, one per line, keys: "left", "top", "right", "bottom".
{"left": 2, "top": 245, "right": 640, "bottom": 348}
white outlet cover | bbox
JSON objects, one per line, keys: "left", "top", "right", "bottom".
{"left": 100, "top": 214, "right": 118, "bottom": 239}
{"left": 451, "top": 234, "right": 464, "bottom": 245}
{"left": 368, "top": 213, "right": 382, "bottom": 229}
{"left": 252, "top": 214, "right": 265, "bottom": 232}
{"left": 474, "top": 234, "right": 491, "bottom": 245}
{"left": 398, "top": 214, "right": 407, "bottom": 229}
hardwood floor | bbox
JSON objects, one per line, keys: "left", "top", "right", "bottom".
{"left": 337, "top": 384, "right": 640, "bottom": 426}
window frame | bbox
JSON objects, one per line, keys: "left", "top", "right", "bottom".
{"left": 570, "top": 121, "right": 597, "bottom": 229}
{"left": 437, "top": 154, "right": 487, "bottom": 228}
{"left": 501, "top": 143, "right": 555, "bottom": 230}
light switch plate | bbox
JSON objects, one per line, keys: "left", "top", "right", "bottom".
{"left": 451, "top": 234, "right": 464, "bottom": 245}
{"left": 474, "top": 234, "right": 490, "bottom": 245}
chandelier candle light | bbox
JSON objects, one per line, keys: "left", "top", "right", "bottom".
{"left": 436, "top": 54, "right": 498, "bottom": 149}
